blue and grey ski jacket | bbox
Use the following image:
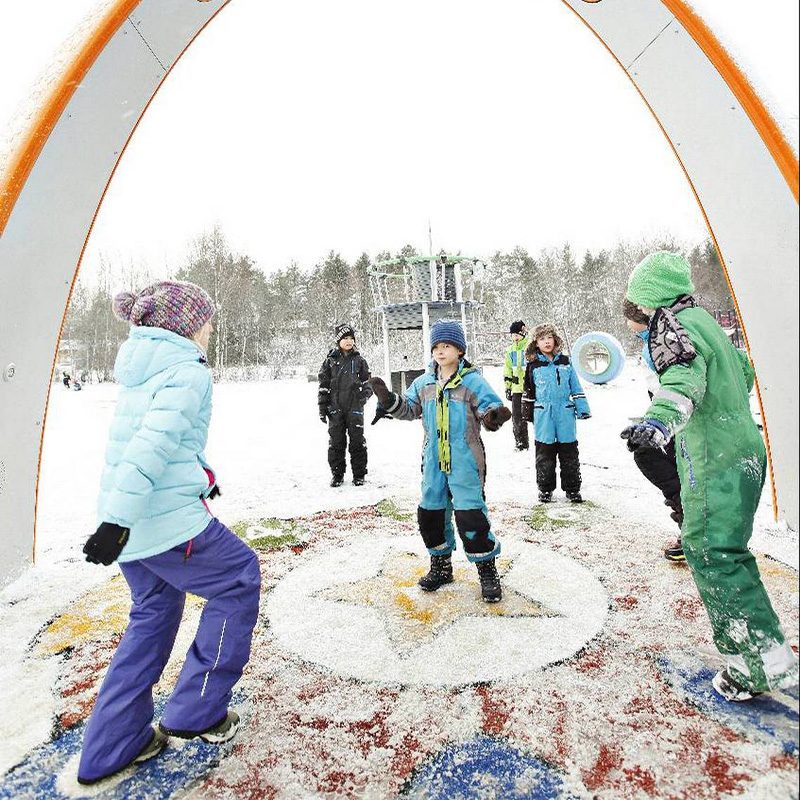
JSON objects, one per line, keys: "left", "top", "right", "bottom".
{"left": 386, "top": 360, "right": 504, "bottom": 486}
{"left": 97, "top": 326, "right": 215, "bottom": 561}
{"left": 522, "top": 351, "right": 590, "bottom": 444}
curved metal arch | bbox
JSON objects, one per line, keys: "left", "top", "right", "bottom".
{"left": 0, "top": 0, "right": 797, "bottom": 586}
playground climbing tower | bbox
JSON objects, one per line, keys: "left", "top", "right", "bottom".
{"left": 369, "top": 254, "right": 485, "bottom": 392}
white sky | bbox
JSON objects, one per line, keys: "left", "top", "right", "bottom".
{"left": 0, "top": 0, "right": 797, "bottom": 279}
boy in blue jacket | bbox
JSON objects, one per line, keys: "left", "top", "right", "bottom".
{"left": 523, "top": 323, "right": 591, "bottom": 503}
{"left": 368, "top": 320, "right": 511, "bottom": 602}
{"left": 77, "top": 281, "right": 261, "bottom": 785}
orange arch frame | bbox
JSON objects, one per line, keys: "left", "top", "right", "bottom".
{"left": 0, "top": 0, "right": 796, "bottom": 565}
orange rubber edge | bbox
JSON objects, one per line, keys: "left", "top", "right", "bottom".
{"left": 561, "top": 0, "right": 790, "bottom": 520}
{"left": 6, "top": 0, "right": 236, "bottom": 564}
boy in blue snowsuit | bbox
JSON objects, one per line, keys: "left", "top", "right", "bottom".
{"left": 368, "top": 320, "right": 511, "bottom": 602}
{"left": 523, "top": 323, "right": 591, "bottom": 503}
{"left": 78, "top": 281, "right": 261, "bottom": 785}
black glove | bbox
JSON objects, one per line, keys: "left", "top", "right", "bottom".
{"left": 207, "top": 484, "right": 221, "bottom": 500}
{"left": 367, "top": 376, "right": 396, "bottom": 407}
{"left": 620, "top": 419, "right": 670, "bottom": 449}
{"left": 83, "top": 522, "right": 130, "bottom": 566}
{"left": 505, "top": 388, "right": 513, "bottom": 401}
{"left": 319, "top": 407, "right": 329, "bottom": 424}
{"left": 483, "top": 405, "right": 512, "bottom": 432}
{"left": 371, "top": 406, "right": 394, "bottom": 425}
{"left": 358, "top": 381, "right": 373, "bottom": 402}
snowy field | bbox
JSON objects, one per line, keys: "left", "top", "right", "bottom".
{"left": 0, "top": 364, "right": 797, "bottom": 798}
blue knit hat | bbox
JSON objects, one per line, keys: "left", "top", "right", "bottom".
{"left": 430, "top": 319, "right": 467, "bottom": 353}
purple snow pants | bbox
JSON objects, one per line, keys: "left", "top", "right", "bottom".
{"left": 78, "top": 518, "right": 261, "bottom": 783}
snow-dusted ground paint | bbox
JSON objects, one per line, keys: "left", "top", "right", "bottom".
{"left": 0, "top": 365, "right": 797, "bottom": 797}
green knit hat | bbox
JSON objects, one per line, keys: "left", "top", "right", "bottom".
{"left": 626, "top": 251, "right": 695, "bottom": 309}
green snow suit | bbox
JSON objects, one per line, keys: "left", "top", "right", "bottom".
{"left": 643, "top": 299, "right": 785, "bottom": 691}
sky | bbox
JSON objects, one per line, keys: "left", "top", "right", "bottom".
{"left": 0, "top": 0, "right": 797, "bottom": 283}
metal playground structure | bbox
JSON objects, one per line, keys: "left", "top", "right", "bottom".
{"left": 369, "top": 254, "right": 486, "bottom": 393}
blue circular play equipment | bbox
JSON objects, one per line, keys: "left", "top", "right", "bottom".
{"left": 571, "top": 332, "right": 625, "bottom": 384}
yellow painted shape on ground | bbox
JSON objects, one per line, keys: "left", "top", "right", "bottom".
{"left": 31, "top": 575, "right": 206, "bottom": 657}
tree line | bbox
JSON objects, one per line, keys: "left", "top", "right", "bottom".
{"left": 62, "top": 227, "right": 733, "bottom": 382}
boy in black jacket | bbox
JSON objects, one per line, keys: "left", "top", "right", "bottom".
{"left": 318, "top": 324, "right": 372, "bottom": 486}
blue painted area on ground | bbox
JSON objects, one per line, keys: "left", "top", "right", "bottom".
{"left": 0, "top": 697, "right": 241, "bottom": 799}
{"left": 0, "top": 722, "right": 225, "bottom": 800}
{"left": 658, "top": 656, "right": 799, "bottom": 756}
{"left": 401, "top": 735, "right": 580, "bottom": 799}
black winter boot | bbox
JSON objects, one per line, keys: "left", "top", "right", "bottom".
{"left": 566, "top": 490, "right": 583, "bottom": 503}
{"left": 538, "top": 490, "right": 553, "bottom": 503}
{"left": 330, "top": 475, "right": 344, "bottom": 488}
{"left": 476, "top": 558, "right": 502, "bottom": 603}
{"left": 664, "top": 539, "right": 686, "bottom": 563}
{"left": 418, "top": 554, "right": 453, "bottom": 591}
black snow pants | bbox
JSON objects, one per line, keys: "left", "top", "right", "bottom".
{"left": 535, "top": 440, "right": 581, "bottom": 493}
{"left": 631, "top": 439, "right": 680, "bottom": 499}
{"left": 511, "top": 393, "right": 529, "bottom": 450}
{"left": 328, "top": 408, "right": 367, "bottom": 480}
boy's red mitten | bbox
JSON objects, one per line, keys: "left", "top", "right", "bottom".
{"left": 483, "top": 405, "right": 512, "bottom": 432}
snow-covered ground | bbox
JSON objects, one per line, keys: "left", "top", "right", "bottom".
{"left": 0, "top": 364, "right": 797, "bottom": 797}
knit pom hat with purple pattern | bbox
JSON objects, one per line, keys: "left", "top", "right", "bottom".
{"left": 112, "top": 281, "right": 214, "bottom": 338}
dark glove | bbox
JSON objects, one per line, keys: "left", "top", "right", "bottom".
{"left": 207, "top": 484, "right": 221, "bottom": 500}
{"left": 620, "top": 419, "right": 670, "bottom": 449}
{"left": 83, "top": 522, "right": 130, "bottom": 566}
{"left": 319, "top": 407, "right": 329, "bottom": 424}
{"left": 371, "top": 405, "right": 394, "bottom": 425}
{"left": 577, "top": 412, "right": 591, "bottom": 420}
{"left": 358, "top": 381, "right": 373, "bottom": 402}
{"left": 367, "top": 376, "right": 396, "bottom": 406}
{"left": 483, "top": 405, "right": 512, "bottom": 432}
{"left": 505, "top": 388, "right": 513, "bottom": 401}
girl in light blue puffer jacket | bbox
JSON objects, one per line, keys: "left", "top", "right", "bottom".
{"left": 78, "top": 281, "right": 261, "bottom": 787}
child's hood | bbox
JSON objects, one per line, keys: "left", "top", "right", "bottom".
{"left": 114, "top": 326, "right": 206, "bottom": 387}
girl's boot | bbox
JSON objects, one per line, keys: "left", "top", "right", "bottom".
{"left": 418, "top": 554, "right": 453, "bottom": 591}
{"left": 476, "top": 558, "right": 502, "bottom": 603}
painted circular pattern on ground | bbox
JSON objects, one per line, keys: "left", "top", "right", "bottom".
{"left": 266, "top": 535, "right": 608, "bottom": 685}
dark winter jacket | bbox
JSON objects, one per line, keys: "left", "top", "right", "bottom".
{"left": 318, "top": 348, "right": 372, "bottom": 414}
{"left": 522, "top": 351, "right": 590, "bottom": 444}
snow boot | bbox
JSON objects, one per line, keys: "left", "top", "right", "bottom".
{"left": 160, "top": 710, "right": 240, "bottom": 744}
{"left": 418, "top": 554, "right": 453, "bottom": 592}
{"left": 712, "top": 669, "right": 763, "bottom": 702}
{"left": 353, "top": 477, "right": 365, "bottom": 486}
{"left": 330, "top": 475, "right": 344, "bottom": 488}
{"left": 664, "top": 539, "right": 686, "bottom": 562}
{"left": 476, "top": 558, "right": 502, "bottom": 603}
{"left": 566, "top": 491, "right": 583, "bottom": 504}
{"left": 538, "top": 490, "right": 553, "bottom": 503}
{"left": 77, "top": 728, "right": 168, "bottom": 785}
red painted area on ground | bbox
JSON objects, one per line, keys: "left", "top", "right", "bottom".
{"left": 475, "top": 684, "right": 512, "bottom": 735}
{"left": 704, "top": 749, "right": 752, "bottom": 795}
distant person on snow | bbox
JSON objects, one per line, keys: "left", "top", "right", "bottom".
{"left": 318, "top": 324, "right": 372, "bottom": 487}
{"left": 621, "top": 251, "right": 798, "bottom": 702}
{"left": 77, "top": 281, "right": 261, "bottom": 785}
{"left": 622, "top": 299, "right": 685, "bottom": 562}
{"left": 523, "top": 323, "right": 591, "bottom": 504}
{"left": 368, "top": 319, "right": 511, "bottom": 603}
{"left": 503, "top": 320, "right": 530, "bottom": 451}
{"left": 62, "top": 372, "right": 71, "bottom": 389}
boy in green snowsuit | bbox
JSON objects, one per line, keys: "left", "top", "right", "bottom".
{"left": 503, "top": 320, "right": 529, "bottom": 451}
{"left": 621, "top": 251, "right": 797, "bottom": 701}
